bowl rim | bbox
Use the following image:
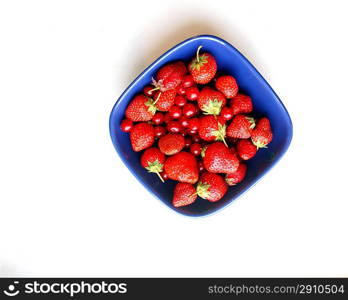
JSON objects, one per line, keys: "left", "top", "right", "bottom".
{"left": 109, "top": 34, "right": 293, "bottom": 217}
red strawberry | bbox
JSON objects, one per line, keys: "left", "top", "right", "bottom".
{"left": 172, "top": 183, "right": 197, "bottom": 207}
{"left": 251, "top": 117, "right": 273, "bottom": 148}
{"left": 164, "top": 152, "right": 199, "bottom": 184}
{"left": 225, "top": 163, "right": 247, "bottom": 186}
{"left": 203, "top": 142, "right": 239, "bottom": 174}
{"left": 198, "top": 115, "right": 228, "bottom": 147}
{"left": 215, "top": 75, "right": 238, "bottom": 98}
{"left": 130, "top": 123, "right": 155, "bottom": 152}
{"left": 153, "top": 61, "right": 186, "bottom": 92}
{"left": 189, "top": 46, "right": 217, "bottom": 84}
{"left": 227, "top": 115, "right": 255, "bottom": 139}
{"left": 125, "top": 95, "right": 156, "bottom": 121}
{"left": 154, "top": 89, "right": 176, "bottom": 111}
{"left": 158, "top": 133, "right": 185, "bottom": 155}
{"left": 197, "top": 172, "right": 228, "bottom": 202}
{"left": 237, "top": 139, "right": 257, "bottom": 160}
{"left": 141, "top": 147, "right": 166, "bottom": 182}
{"left": 230, "top": 94, "right": 253, "bottom": 115}
{"left": 198, "top": 86, "right": 226, "bottom": 115}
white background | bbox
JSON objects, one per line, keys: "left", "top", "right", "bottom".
{"left": 0, "top": 0, "right": 347, "bottom": 277}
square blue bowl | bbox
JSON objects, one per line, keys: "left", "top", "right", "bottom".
{"left": 109, "top": 35, "right": 293, "bottom": 217}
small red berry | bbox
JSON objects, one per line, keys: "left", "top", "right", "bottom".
{"left": 183, "top": 103, "right": 198, "bottom": 118}
{"left": 152, "top": 112, "right": 164, "bottom": 125}
{"left": 192, "top": 135, "right": 201, "bottom": 143}
{"left": 179, "top": 116, "right": 190, "bottom": 128}
{"left": 120, "top": 119, "right": 133, "bottom": 132}
{"left": 217, "top": 115, "right": 226, "bottom": 125}
{"left": 188, "top": 118, "right": 200, "bottom": 131}
{"left": 169, "top": 105, "right": 182, "bottom": 119}
{"left": 198, "top": 160, "right": 205, "bottom": 172}
{"left": 174, "top": 95, "right": 187, "bottom": 107}
{"left": 182, "top": 74, "right": 194, "bottom": 88}
{"left": 154, "top": 126, "right": 166, "bottom": 138}
{"left": 181, "top": 128, "right": 187, "bottom": 137}
{"left": 187, "top": 129, "right": 198, "bottom": 136}
{"left": 176, "top": 84, "right": 186, "bottom": 95}
{"left": 185, "top": 86, "right": 199, "bottom": 101}
{"left": 190, "top": 143, "right": 202, "bottom": 156}
{"left": 143, "top": 85, "right": 156, "bottom": 97}
{"left": 167, "top": 120, "right": 182, "bottom": 133}
{"left": 221, "top": 107, "right": 233, "bottom": 121}
{"left": 160, "top": 170, "right": 169, "bottom": 181}
{"left": 163, "top": 112, "right": 172, "bottom": 123}
{"left": 184, "top": 137, "right": 192, "bottom": 148}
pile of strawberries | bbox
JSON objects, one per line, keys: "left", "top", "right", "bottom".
{"left": 120, "top": 46, "right": 273, "bottom": 208}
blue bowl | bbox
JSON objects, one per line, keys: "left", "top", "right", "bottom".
{"left": 109, "top": 35, "right": 293, "bottom": 217}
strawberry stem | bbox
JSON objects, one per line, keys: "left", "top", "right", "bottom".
{"left": 153, "top": 92, "right": 162, "bottom": 105}
{"left": 156, "top": 171, "right": 164, "bottom": 183}
{"left": 149, "top": 87, "right": 160, "bottom": 93}
{"left": 196, "top": 45, "right": 203, "bottom": 63}
{"left": 221, "top": 136, "right": 228, "bottom": 148}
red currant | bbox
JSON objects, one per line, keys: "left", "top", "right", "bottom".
{"left": 154, "top": 126, "right": 166, "bottom": 138}
{"left": 176, "top": 84, "right": 186, "bottom": 95}
{"left": 120, "top": 119, "right": 133, "bottom": 132}
{"left": 160, "top": 170, "right": 168, "bottom": 181}
{"left": 197, "top": 160, "right": 205, "bottom": 173}
{"left": 143, "top": 85, "right": 156, "bottom": 97}
{"left": 163, "top": 113, "right": 172, "bottom": 124}
{"left": 179, "top": 116, "right": 190, "bottom": 128}
{"left": 188, "top": 118, "right": 200, "bottom": 131}
{"left": 169, "top": 105, "right": 182, "bottom": 119}
{"left": 167, "top": 121, "right": 182, "bottom": 133}
{"left": 174, "top": 95, "right": 187, "bottom": 107}
{"left": 185, "top": 86, "right": 199, "bottom": 101}
{"left": 184, "top": 137, "right": 192, "bottom": 148}
{"left": 192, "top": 134, "right": 201, "bottom": 143}
{"left": 182, "top": 75, "right": 194, "bottom": 88}
{"left": 221, "top": 107, "right": 233, "bottom": 121}
{"left": 152, "top": 112, "right": 164, "bottom": 125}
{"left": 187, "top": 129, "right": 197, "bottom": 136}
{"left": 217, "top": 115, "right": 226, "bottom": 125}
{"left": 190, "top": 143, "right": 202, "bottom": 156}
{"left": 183, "top": 103, "right": 198, "bottom": 118}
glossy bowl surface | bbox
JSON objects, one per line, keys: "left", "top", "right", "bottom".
{"left": 109, "top": 35, "right": 293, "bottom": 217}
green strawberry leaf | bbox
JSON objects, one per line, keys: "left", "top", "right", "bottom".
{"left": 202, "top": 99, "right": 223, "bottom": 116}
{"left": 197, "top": 182, "right": 211, "bottom": 199}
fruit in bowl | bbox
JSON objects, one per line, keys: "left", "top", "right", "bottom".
{"left": 109, "top": 35, "right": 293, "bottom": 217}
{"left": 119, "top": 46, "right": 273, "bottom": 208}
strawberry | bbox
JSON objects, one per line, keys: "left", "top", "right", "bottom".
{"left": 153, "top": 89, "right": 176, "bottom": 111}
{"left": 158, "top": 133, "right": 185, "bottom": 155}
{"left": 130, "top": 122, "right": 155, "bottom": 152}
{"left": 153, "top": 61, "right": 186, "bottom": 92}
{"left": 189, "top": 46, "right": 217, "bottom": 84}
{"left": 164, "top": 152, "right": 199, "bottom": 184}
{"left": 225, "top": 163, "right": 247, "bottom": 186}
{"left": 141, "top": 147, "right": 166, "bottom": 182}
{"left": 197, "top": 172, "right": 228, "bottom": 202}
{"left": 237, "top": 139, "right": 257, "bottom": 160}
{"left": 251, "top": 117, "right": 273, "bottom": 148}
{"left": 215, "top": 75, "right": 238, "bottom": 98}
{"left": 227, "top": 115, "right": 255, "bottom": 139}
{"left": 230, "top": 94, "right": 253, "bottom": 115}
{"left": 125, "top": 94, "right": 156, "bottom": 121}
{"left": 172, "top": 183, "right": 197, "bottom": 207}
{"left": 198, "top": 86, "right": 226, "bottom": 115}
{"left": 198, "top": 115, "right": 228, "bottom": 147}
{"left": 203, "top": 142, "right": 239, "bottom": 174}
